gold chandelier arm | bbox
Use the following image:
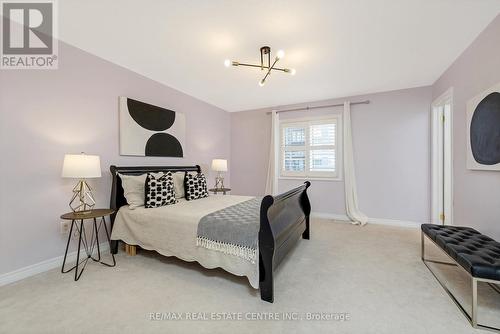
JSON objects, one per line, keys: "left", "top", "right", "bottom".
{"left": 261, "top": 57, "right": 279, "bottom": 84}
{"left": 235, "top": 62, "right": 288, "bottom": 72}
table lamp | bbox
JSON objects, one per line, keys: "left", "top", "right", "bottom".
{"left": 62, "top": 153, "right": 101, "bottom": 213}
{"left": 211, "top": 159, "right": 227, "bottom": 190}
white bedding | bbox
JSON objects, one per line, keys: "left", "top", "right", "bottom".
{"left": 110, "top": 195, "right": 259, "bottom": 288}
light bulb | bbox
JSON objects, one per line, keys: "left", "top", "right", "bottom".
{"left": 290, "top": 68, "right": 296, "bottom": 75}
{"left": 259, "top": 79, "right": 265, "bottom": 87}
{"left": 224, "top": 59, "right": 231, "bottom": 67}
{"left": 276, "top": 50, "right": 285, "bottom": 59}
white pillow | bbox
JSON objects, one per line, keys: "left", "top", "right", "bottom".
{"left": 173, "top": 172, "right": 186, "bottom": 199}
{"left": 118, "top": 173, "right": 147, "bottom": 209}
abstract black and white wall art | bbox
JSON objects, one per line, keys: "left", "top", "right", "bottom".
{"left": 119, "top": 97, "right": 186, "bottom": 157}
{"left": 466, "top": 82, "right": 500, "bottom": 170}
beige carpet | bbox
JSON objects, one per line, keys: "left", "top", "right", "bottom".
{"left": 1, "top": 219, "right": 499, "bottom": 334}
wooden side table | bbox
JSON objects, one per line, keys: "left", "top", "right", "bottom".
{"left": 209, "top": 188, "right": 231, "bottom": 195}
{"left": 61, "top": 209, "right": 116, "bottom": 281}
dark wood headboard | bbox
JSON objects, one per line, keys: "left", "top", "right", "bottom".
{"left": 109, "top": 165, "right": 201, "bottom": 226}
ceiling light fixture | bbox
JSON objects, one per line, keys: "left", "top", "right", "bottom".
{"left": 224, "top": 46, "right": 296, "bottom": 86}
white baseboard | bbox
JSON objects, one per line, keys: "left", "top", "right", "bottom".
{"left": 0, "top": 243, "right": 110, "bottom": 287}
{"left": 312, "top": 212, "right": 350, "bottom": 221}
{"left": 368, "top": 217, "right": 422, "bottom": 229}
{"left": 311, "top": 212, "right": 424, "bottom": 228}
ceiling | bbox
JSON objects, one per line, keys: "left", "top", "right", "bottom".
{"left": 59, "top": 1, "right": 500, "bottom": 112}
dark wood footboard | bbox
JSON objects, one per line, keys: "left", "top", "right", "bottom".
{"left": 259, "top": 182, "right": 311, "bottom": 303}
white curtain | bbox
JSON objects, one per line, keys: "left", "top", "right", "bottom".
{"left": 343, "top": 101, "right": 368, "bottom": 225}
{"left": 265, "top": 111, "right": 279, "bottom": 195}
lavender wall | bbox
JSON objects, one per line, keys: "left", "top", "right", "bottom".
{"left": 231, "top": 87, "right": 432, "bottom": 223}
{"left": 0, "top": 41, "right": 230, "bottom": 275}
{"left": 432, "top": 14, "right": 500, "bottom": 240}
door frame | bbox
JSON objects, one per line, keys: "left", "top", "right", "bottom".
{"left": 431, "top": 88, "right": 454, "bottom": 225}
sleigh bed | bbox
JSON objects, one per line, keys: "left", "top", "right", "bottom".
{"left": 109, "top": 165, "right": 311, "bottom": 303}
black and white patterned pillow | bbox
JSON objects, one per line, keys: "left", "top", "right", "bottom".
{"left": 144, "top": 172, "right": 177, "bottom": 208}
{"left": 185, "top": 172, "right": 209, "bottom": 201}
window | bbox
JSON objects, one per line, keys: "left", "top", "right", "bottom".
{"left": 279, "top": 117, "right": 340, "bottom": 179}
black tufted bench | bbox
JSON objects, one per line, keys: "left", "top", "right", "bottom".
{"left": 421, "top": 224, "right": 500, "bottom": 331}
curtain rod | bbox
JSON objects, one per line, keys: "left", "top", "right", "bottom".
{"left": 267, "top": 100, "right": 370, "bottom": 114}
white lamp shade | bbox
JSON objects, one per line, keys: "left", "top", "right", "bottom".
{"left": 211, "top": 159, "right": 227, "bottom": 172}
{"left": 62, "top": 154, "right": 102, "bottom": 178}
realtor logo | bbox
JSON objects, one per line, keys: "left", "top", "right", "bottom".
{"left": 1, "top": 0, "right": 58, "bottom": 69}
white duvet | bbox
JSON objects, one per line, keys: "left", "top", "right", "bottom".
{"left": 111, "top": 195, "right": 259, "bottom": 288}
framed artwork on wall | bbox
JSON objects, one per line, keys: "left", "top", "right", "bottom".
{"left": 119, "top": 97, "right": 186, "bottom": 157}
{"left": 466, "top": 82, "right": 500, "bottom": 171}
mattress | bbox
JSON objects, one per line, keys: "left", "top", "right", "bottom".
{"left": 110, "top": 195, "right": 259, "bottom": 288}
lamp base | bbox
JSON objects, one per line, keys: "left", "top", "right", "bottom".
{"left": 69, "top": 180, "right": 96, "bottom": 213}
{"left": 215, "top": 175, "right": 225, "bottom": 190}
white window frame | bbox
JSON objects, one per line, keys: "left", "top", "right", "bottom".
{"left": 279, "top": 115, "right": 342, "bottom": 181}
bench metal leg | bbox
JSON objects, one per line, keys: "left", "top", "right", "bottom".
{"left": 421, "top": 230, "right": 424, "bottom": 261}
{"left": 421, "top": 232, "right": 500, "bottom": 332}
{"left": 472, "top": 278, "right": 478, "bottom": 328}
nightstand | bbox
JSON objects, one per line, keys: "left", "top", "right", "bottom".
{"left": 60, "top": 209, "right": 116, "bottom": 281}
{"left": 209, "top": 188, "right": 231, "bottom": 195}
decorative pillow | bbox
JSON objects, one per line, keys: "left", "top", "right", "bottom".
{"left": 172, "top": 172, "right": 186, "bottom": 199}
{"left": 145, "top": 172, "right": 177, "bottom": 208}
{"left": 118, "top": 173, "right": 147, "bottom": 209}
{"left": 185, "top": 172, "right": 209, "bottom": 201}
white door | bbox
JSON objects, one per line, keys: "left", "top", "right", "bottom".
{"left": 431, "top": 89, "right": 453, "bottom": 225}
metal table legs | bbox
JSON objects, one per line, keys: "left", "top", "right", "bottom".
{"left": 61, "top": 216, "right": 116, "bottom": 281}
